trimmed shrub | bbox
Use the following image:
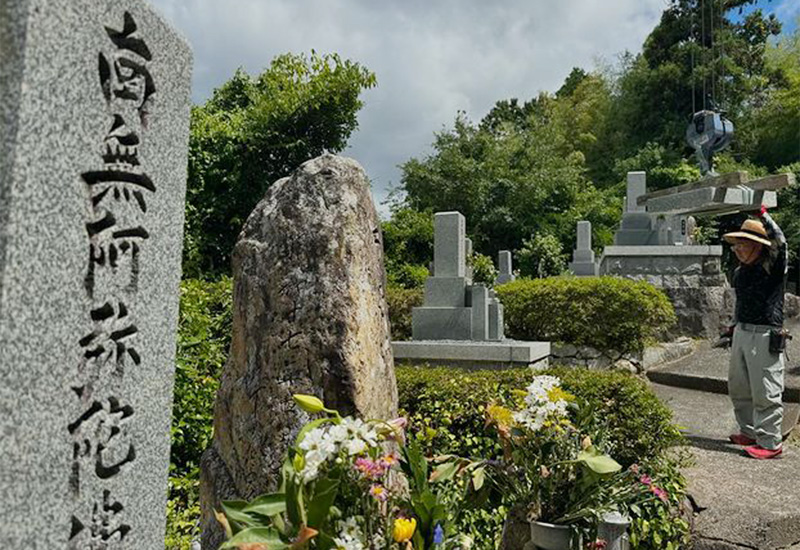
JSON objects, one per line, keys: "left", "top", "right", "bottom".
{"left": 496, "top": 276, "right": 676, "bottom": 353}
{"left": 386, "top": 284, "right": 424, "bottom": 341}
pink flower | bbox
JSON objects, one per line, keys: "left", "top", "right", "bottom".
{"left": 380, "top": 453, "right": 399, "bottom": 468}
{"left": 369, "top": 483, "right": 389, "bottom": 502}
{"left": 629, "top": 463, "right": 640, "bottom": 475}
{"left": 651, "top": 485, "right": 669, "bottom": 503}
{"left": 639, "top": 474, "right": 652, "bottom": 486}
{"left": 355, "top": 457, "right": 387, "bottom": 480}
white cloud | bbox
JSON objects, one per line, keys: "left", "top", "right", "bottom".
{"left": 150, "top": 0, "right": 669, "bottom": 217}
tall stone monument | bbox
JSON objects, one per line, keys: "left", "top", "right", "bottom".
{"left": 394, "top": 212, "right": 549, "bottom": 368}
{"left": 0, "top": 2, "right": 192, "bottom": 548}
{"left": 412, "top": 212, "right": 503, "bottom": 341}
{"left": 200, "top": 155, "right": 398, "bottom": 549}
{"left": 569, "top": 221, "right": 599, "bottom": 276}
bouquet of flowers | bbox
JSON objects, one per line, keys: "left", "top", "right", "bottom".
{"left": 486, "top": 376, "right": 623, "bottom": 530}
{"left": 216, "top": 395, "right": 481, "bottom": 550}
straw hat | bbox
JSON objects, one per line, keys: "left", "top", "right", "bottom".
{"left": 723, "top": 218, "right": 771, "bottom": 247}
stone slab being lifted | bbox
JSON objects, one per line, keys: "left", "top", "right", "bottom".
{"left": 638, "top": 171, "right": 793, "bottom": 216}
{"left": 393, "top": 340, "right": 550, "bottom": 369}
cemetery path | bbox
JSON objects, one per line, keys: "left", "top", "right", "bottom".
{"left": 648, "top": 319, "right": 800, "bottom": 402}
{"left": 649, "top": 324, "right": 800, "bottom": 550}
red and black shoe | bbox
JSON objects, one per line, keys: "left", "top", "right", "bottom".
{"left": 728, "top": 433, "right": 756, "bottom": 446}
{"left": 743, "top": 445, "right": 783, "bottom": 459}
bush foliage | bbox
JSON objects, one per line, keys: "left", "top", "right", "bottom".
{"left": 496, "top": 276, "right": 676, "bottom": 353}
{"left": 386, "top": 284, "right": 424, "bottom": 341}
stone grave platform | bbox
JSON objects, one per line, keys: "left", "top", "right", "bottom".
{"left": 392, "top": 339, "right": 550, "bottom": 369}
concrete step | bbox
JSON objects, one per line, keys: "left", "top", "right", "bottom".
{"left": 652, "top": 383, "right": 800, "bottom": 550}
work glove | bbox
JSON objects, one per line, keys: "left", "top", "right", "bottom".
{"left": 713, "top": 325, "right": 734, "bottom": 349}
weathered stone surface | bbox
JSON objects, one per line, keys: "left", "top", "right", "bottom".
{"left": 613, "top": 359, "right": 639, "bottom": 374}
{"left": 200, "top": 154, "right": 398, "bottom": 549}
{"left": 0, "top": 2, "right": 192, "bottom": 548}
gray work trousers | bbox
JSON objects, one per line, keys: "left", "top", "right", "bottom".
{"left": 729, "top": 322, "right": 784, "bottom": 450}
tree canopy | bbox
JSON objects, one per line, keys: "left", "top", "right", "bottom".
{"left": 184, "top": 52, "right": 376, "bottom": 277}
{"left": 384, "top": 1, "right": 798, "bottom": 285}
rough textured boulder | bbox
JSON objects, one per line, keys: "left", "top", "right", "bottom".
{"left": 200, "top": 154, "right": 398, "bottom": 549}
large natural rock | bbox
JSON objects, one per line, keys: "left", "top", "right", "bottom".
{"left": 200, "top": 154, "right": 398, "bottom": 549}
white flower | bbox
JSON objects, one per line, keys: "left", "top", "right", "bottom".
{"left": 337, "top": 517, "right": 362, "bottom": 538}
{"left": 346, "top": 437, "right": 367, "bottom": 456}
{"left": 299, "top": 463, "right": 319, "bottom": 482}
{"left": 299, "top": 428, "right": 327, "bottom": 452}
{"left": 328, "top": 424, "right": 349, "bottom": 444}
{"left": 319, "top": 433, "right": 339, "bottom": 455}
{"left": 370, "top": 530, "right": 385, "bottom": 549}
{"left": 333, "top": 534, "right": 364, "bottom": 550}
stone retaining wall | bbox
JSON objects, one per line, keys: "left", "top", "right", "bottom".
{"left": 601, "top": 246, "right": 732, "bottom": 338}
{"left": 551, "top": 338, "right": 695, "bottom": 374}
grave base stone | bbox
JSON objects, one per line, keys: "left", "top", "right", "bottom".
{"left": 600, "top": 246, "right": 732, "bottom": 338}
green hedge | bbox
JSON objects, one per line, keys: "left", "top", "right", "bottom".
{"left": 386, "top": 284, "right": 424, "bottom": 340}
{"left": 496, "top": 276, "right": 676, "bottom": 353}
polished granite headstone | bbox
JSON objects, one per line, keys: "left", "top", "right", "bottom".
{"left": 0, "top": 1, "right": 192, "bottom": 547}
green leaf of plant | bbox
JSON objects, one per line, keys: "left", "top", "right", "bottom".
{"left": 219, "top": 527, "right": 288, "bottom": 549}
{"left": 243, "top": 493, "right": 287, "bottom": 518}
{"left": 472, "top": 467, "right": 485, "bottom": 491}
{"left": 577, "top": 450, "right": 621, "bottom": 474}
{"left": 220, "top": 501, "right": 256, "bottom": 533}
{"left": 430, "top": 461, "right": 458, "bottom": 483}
{"left": 307, "top": 471, "right": 340, "bottom": 528}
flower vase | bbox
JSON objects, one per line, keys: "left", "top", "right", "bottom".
{"left": 529, "top": 520, "right": 574, "bottom": 550}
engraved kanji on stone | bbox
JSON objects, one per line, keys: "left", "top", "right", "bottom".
{"left": 83, "top": 11, "right": 157, "bottom": 296}
{"left": 78, "top": 300, "right": 140, "bottom": 379}
{"left": 69, "top": 396, "right": 135, "bottom": 491}
{"left": 69, "top": 490, "right": 131, "bottom": 550}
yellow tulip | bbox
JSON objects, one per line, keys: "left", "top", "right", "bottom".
{"left": 393, "top": 517, "right": 417, "bottom": 543}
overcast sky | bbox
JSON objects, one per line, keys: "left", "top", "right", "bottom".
{"left": 149, "top": 0, "right": 798, "bottom": 218}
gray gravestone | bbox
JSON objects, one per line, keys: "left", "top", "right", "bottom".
{"left": 0, "top": 2, "right": 192, "bottom": 549}
{"left": 569, "top": 221, "right": 598, "bottom": 276}
{"left": 497, "top": 250, "right": 515, "bottom": 285}
{"left": 626, "top": 171, "right": 646, "bottom": 213}
{"left": 434, "top": 212, "right": 466, "bottom": 278}
{"left": 412, "top": 211, "right": 504, "bottom": 342}
{"left": 615, "top": 172, "right": 657, "bottom": 245}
